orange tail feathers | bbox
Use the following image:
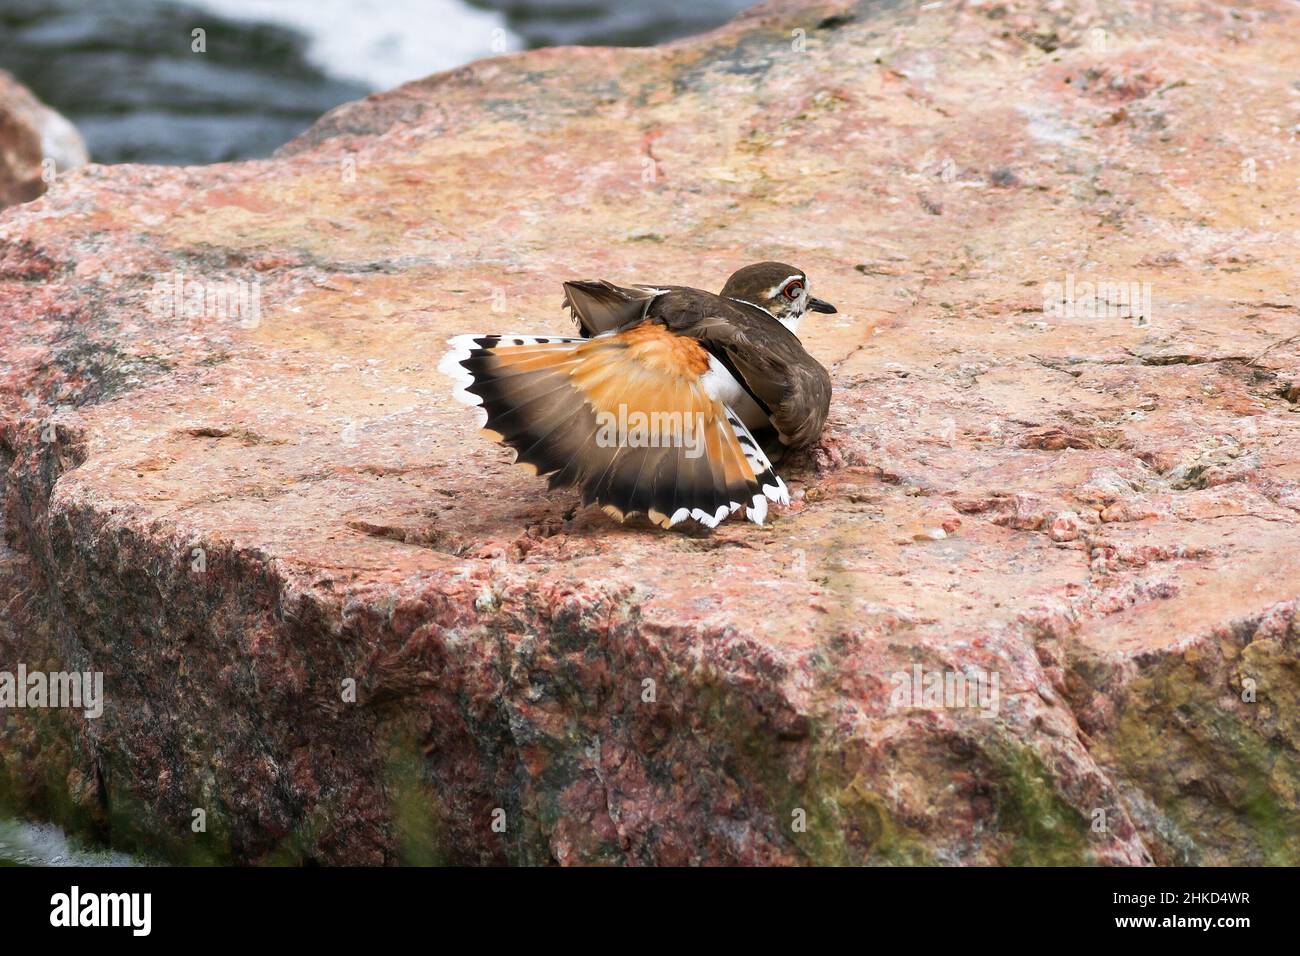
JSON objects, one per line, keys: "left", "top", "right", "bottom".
{"left": 439, "top": 327, "right": 789, "bottom": 528}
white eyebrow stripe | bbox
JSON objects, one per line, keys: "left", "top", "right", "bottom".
{"left": 764, "top": 275, "right": 805, "bottom": 298}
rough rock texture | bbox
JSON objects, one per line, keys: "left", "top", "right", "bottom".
{"left": 2, "top": 0, "right": 1298, "bottom": 865}
{"left": 0, "top": 70, "right": 88, "bottom": 209}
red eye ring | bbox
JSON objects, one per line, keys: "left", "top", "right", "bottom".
{"left": 784, "top": 280, "right": 803, "bottom": 300}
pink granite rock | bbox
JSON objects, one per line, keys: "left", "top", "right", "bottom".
{"left": 1, "top": 0, "right": 1298, "bottom": 864}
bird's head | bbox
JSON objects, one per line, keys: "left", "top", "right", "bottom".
{"left": 719, "top": 261, "right": 836, "bottom": 335}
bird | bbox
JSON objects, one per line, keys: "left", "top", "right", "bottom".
{"left": 438, "top": 261, "right": 836, "bottom": 529}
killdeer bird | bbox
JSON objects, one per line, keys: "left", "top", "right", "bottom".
{"left": 438, "top": 261, "right": 836, "bottom": 529}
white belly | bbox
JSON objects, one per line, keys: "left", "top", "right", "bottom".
{"left": 701, "top": 355, "right": 769, "bottom": 432}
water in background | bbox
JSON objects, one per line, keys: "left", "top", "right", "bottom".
{"left": 0, "top": 816, "right": 144, "bottom": 866}
{"left": 469, "top": 0, "right": 756, "bottom": 49}
{"left": 0, "top": 0, "right": 756, "bottom": 165}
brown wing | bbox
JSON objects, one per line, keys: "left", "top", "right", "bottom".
{"left": 725, "top": 342, "right": 832, "bottom": 449}
{"left": 648, "top": 290, "right": 833, "bottom": 451}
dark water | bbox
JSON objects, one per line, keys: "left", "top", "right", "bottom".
{"left": 471, "top": 0, "right": 755, "bottom": 49}
{"left": 0, "top": 0, "right": 755, "bottom": 165}
{"left": 0, "top": 0, "right": 367, "bottom": 164}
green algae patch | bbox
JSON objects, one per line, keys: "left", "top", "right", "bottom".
{"left": 693, "top": 672, "right": 934, "bottom": 865}
{"left": 987, "top": 743, "right": 1091, "bottom": 866}
{"left": 383, "top": 733, "right": 452, "bottom": 867}
{"left": 101, "top": 760, "right": 234, "bottom": 866}
{"left": 1109, "top": 658, "right": 1300, "bottom": 866}
{"left": 825, "top": 777, "right": 933, "bottom": 866}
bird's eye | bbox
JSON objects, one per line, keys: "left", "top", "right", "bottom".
{"left": 784, "top": 281, "right": 803, "bottom": 300}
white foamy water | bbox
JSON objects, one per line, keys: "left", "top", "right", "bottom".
{"left": 0, "top": 818, "right": 144, "bottom": 867}
{"left": 189, "top": 0, "right": 523, "bottom": 91}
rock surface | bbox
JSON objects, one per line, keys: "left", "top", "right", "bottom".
{"left": 0, "top": 70, "right": 87, "bottom": 208}
{"left": 1, "top": 0, "right": 1298, "bottom": 864}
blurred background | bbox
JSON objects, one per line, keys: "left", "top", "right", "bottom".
{"left": 0, "top": 0, "right": 756, "bottom": 166}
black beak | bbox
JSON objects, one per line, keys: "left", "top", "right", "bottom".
{"left": 808, "top": 296, "right": 837, "bottom": 314}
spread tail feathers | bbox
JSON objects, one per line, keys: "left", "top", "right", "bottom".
{"left": 438, "top": 328, "right": 790, "bottom": 528}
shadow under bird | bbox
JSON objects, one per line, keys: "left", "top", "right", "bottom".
{"left": 439, "top": 261, "right": 836, "bottom": 528}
